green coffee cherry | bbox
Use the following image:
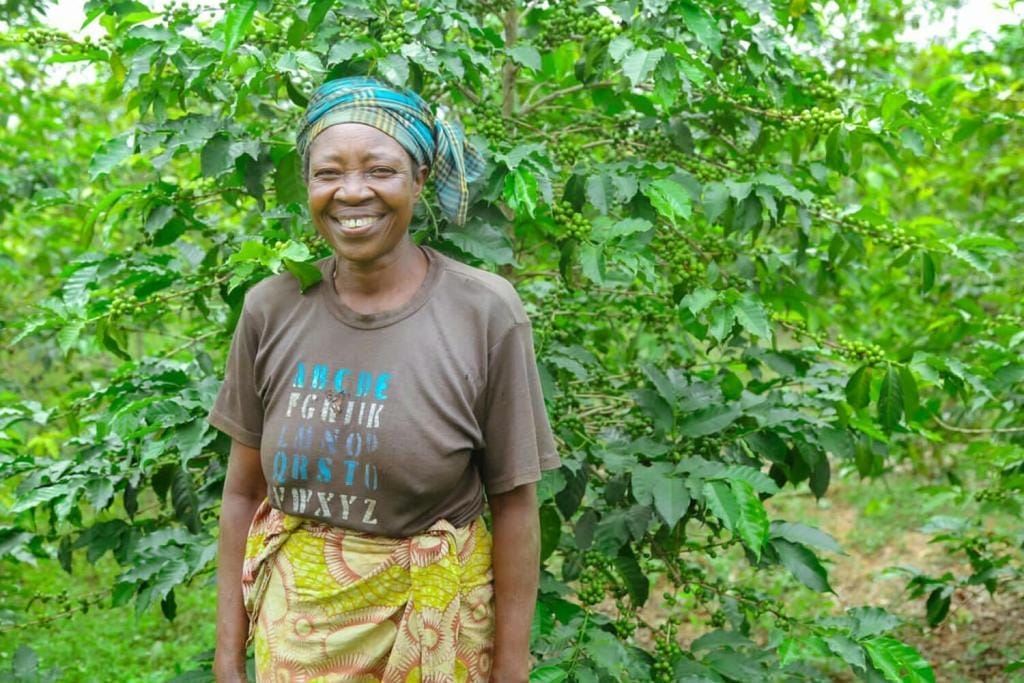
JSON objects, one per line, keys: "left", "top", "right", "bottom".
{"left": 552, "top": 201, "right": 591, "bottom": 241}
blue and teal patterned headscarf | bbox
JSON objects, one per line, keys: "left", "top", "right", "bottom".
{"left": 296, "top": 76, "right": 484, "bottom": 225}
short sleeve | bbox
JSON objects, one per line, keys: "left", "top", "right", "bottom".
{"left": 207, "top": 306, "right": 264, "bottom": 448}
{"left": 479, "top": 322, "right": 560, "bottom": 494}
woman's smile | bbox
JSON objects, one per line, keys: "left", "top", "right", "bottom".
{"left": 328, "top": 214, "right": 385, "bottom": 237}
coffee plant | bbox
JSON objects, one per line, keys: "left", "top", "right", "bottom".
{"left": 1, "top": 0, "right": 1022, "bottom": 680}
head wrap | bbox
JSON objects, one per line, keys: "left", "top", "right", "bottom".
{"left": 296, "top": 76, "right": 484, "bottom": 225}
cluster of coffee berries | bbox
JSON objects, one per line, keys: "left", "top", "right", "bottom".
{"left": 975, "top": 488, "right": 1010, "bottom": 504}
{"left": 542, "top": 3, "right": 620, "bottom": 48}
{"left": 108, "top": 292, "right": 141, "bottom": 317}
{"left": 770, "top": 311, "right": 831, "bottom": 347}
{"left": 552, "top": 201, "right": 591, "bottom": 241}
{"left": 466, "top": 104, "right": 505, "bottom": 141}
{"left": 803, "top": 72, "right": 839, "bottom": 100}
{"left": 400, "top": 0, "right": 418, "bottom": 11}
{"left": 17, "top": 27, "right": 68, "bottom": 48}
{"left": 613, "top": 601, "right": 638, "bottom": 639}
{"left": 723, "top": 91, "right": 770, "bottom": 109}
{"left": 677, "top": 154, "right": 728, "bottom": 183}
{"left": 651, "top": 233, "right": 706, "bottom": 290}
{"left": 162, "top": 0, "right": 194, "bottom": 24}
{"left": 622, "top": 411, "right": 652, "bottom": 438}
{"left": 838, "top": 339, "right": 886, "bottom": 365}
{"left": 551, "top": 139, "right": 582, "bottom": 166}
{"left": 250, "top": 22, "right": 288, "bottom": 51}
{"left": 813, "top": 200, "right": 922, "bottom": 249}
{"left": 789, "top": 106, "right": 844, "bottom": 130}
{"left": 848, "top": 219, "right": 919, "bottom": 248}
{"left": 554, "top": 409, "right": 585, "bottom": 437}
{"left": 675, "top": 435, "right": 727, "bottom": 461}
{"left": 696, "top": 230, "right": 728, "bottom": 258}
{"left": 652, "top": 620, "right": 684, "bottom": 683}
{"left": 18, "top": 28, "right": 111, "bottom": 54}
{"left": 379, "top": 27, "right": 411, "bottom": 52}
{"left": 630, "top": 126, "right": 663, "bottom": 148}
{"left": 577, "top": 550, "right": 617, "bottom": 605}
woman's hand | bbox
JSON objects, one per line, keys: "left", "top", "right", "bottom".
{"left": 488, "top": 482, "right": 540, "bottom": 683}
{"left": 214, "top": 439, "right": 267, "bottom": 683}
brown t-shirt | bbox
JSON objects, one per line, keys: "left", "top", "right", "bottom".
{"left": 208, "top": 246, "right": 559, "bottom": 537}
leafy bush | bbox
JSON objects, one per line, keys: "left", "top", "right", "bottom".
{"left": 1, "top": 0, "right": 1021, "bottom": 680}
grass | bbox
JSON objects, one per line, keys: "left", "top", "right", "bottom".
{"left": 0, "top": 550, "right": 217, "bottom": 682}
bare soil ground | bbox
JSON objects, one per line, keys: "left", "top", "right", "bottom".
{"left": 625, "top": 478, "right": 1023, "bottom": 681}
{"left": 815, "top": 490, "right": 1024, "bottom": 682}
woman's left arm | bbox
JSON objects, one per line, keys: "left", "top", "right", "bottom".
{"left": 488, "top": 482, "right": 540, "bottom": 683}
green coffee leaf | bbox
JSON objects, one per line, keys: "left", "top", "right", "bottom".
{"left": 643, "top": 177, "right": 692, "bottom": 227}
{"left": 283, "top": 259, "right": 323, "bottom": 293}
{"left": 678, "top": 404, "right": 740, "bottom": 437}
{"left": 733, "top": 293, "right": 773, "bottom": 341}
{"left": 877, "top": 364, "right": 904, "bottom": 433}
{"left": 845, "top": 366, "right": 872, "bottom": 409}
{"left": 441, "top": 221, "right": 517, "bottom": 266}
{"left": 621, "top": 48, "right": 665, "bottom": 86}
{"left": 770, "top": 521, "right": 843, "bottom": 554}
{"left": 223, "top": 0, "right": 258, "bottom": 54}
{"left": 771, "top": 538, "right": 833, "bottom": 592}
{"left": 863, "top": 637, "right": 935, "bottom": 683}
{"left": 274, "top": 149, "right": 307, "bottom": 206}
{"left": 730, "top": 479, "right": 769, "bottom": 559}
{"left": 89, "top": 134, "right": 132, "bottom": 179}
{"left": 529, "top": 666, "right": 567, "bottom": 683}
{"left": 703, "top": 480, "right": 739, "bottom": 529}
{"left": 679, "top": 1, "right": 722, "bottom": 56}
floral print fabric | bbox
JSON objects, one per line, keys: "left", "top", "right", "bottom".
{"left": 241, "top": 500, "right": 494, "bottom": 682}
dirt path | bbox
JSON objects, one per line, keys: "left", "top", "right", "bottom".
{"left": 779, "top": 488, "right": 1024, "bottom": 682}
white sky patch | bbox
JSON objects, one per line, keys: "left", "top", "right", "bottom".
{"left": 900, "top": 0, "right": 1022, "bottom": 49}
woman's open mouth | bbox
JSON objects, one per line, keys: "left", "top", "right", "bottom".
{"left": 331, "top": 215, "right": 382, "bottom": 237}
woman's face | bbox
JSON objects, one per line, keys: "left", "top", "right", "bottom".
{"left": 306, "top": 123, "right": 427, "bottom": 266}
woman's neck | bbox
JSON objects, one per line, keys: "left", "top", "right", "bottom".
{"left": 332, "top": 239, "right": 428, "bottom": 315}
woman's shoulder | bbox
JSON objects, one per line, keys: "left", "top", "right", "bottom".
{"left": 429, "top": 248, "right": 528, "bottom": 328}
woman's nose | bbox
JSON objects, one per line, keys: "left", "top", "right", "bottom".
{"left": 333, "top": 171, "right": 373, "bottom": 203}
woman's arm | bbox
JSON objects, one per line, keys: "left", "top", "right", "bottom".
{"left": 488, "top": 482, "right": 540, "bottom": 683}
{"left": 214, "top": 439, "right": 267, "bottom": 683}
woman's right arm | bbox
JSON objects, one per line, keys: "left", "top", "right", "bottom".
{"left": 214, "top": 439, "right": 267, "bottom": 682}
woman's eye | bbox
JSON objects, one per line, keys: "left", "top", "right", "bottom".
{"left": 369, "top": 167, "right": 396, "bottom": 177}
{"left": 313, "top": 169, "right": 339, "bottom": 178}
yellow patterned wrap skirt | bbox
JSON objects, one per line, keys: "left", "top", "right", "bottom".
{"left": 241, "top": 500, "right": 494, "bottom": 682}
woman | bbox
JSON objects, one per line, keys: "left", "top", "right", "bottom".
{"left": 209, "top": 77, "right": 559, "bottom": 682}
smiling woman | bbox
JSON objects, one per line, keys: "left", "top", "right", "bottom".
{"left": 306, "top": 124, "right": 427, "bottom": 277}
{"left": 208, "top": 76, "right": 559, "bottom": 683}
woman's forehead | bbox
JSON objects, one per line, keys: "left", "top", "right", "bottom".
{"left": 308, "top": 123, "right": 409, "bottom": 163}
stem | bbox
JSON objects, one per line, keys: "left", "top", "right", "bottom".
{"left": 932, "top": 416, "right": 1024, "bottom": 434}
{"left": 521, "top": 81, "right": 618, "bottom": 115}
{"left": 501, "top": 4, "right": 519, "bottom": 117}
{"left": 566, "top": 609, "right": 591, "bottom": 674}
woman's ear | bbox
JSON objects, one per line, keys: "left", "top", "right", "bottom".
{"left": 413, "top": 164, "right": 429, "bottom": 198}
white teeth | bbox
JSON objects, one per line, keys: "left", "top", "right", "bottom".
{"left": 337, "top": 217, "right": 376, "bottom": 229}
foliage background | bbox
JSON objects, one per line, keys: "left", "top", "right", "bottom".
{"left": 1, "top": 0, "right": 1022, "bottom": 680}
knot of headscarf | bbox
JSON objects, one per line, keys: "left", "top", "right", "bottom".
{"left": 296, "top": 76, "right": 484, "bottom": 225}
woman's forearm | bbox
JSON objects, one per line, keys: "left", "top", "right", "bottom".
{"left": 214, "top": 491, "right": 263, "bottom": 681}
{"left": 489, "top": 483, "right": 540, "bottom": 682}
